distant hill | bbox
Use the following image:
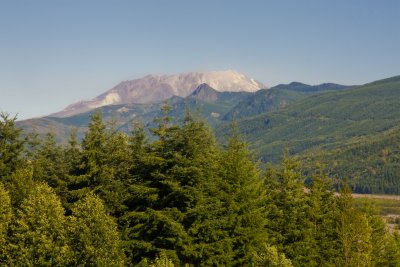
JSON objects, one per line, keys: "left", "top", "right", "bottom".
{"left": 272, "top": 82, "right": 349, "bottom": 92}
{"left": 227, "top": 75, "right": 400, "bottom": 193}
{"left": 223, "top": 83, "right": 350, "bottom": 120}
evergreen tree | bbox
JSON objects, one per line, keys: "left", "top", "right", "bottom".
{"left": 358, "top": 201, "right": 391, "bottom": 266}
{"left": 306, "top": 165, "right": 340, "bottom": 266}
{"left": 0, "top": 183, "right": 12, "bottom": 263}
{"left": 216, "top": 129, "right": 268, "bottom": 266}
{"left": 63, "top": 128, "right": 83, "bottom": 210}
{"left": 64, "top": 128, "right": 82, "bottom": 177}
{"left": 31, "top": 132, "right": 68, "bottom": 193}
{"left": 121, "top": 107, "right": 189, "bottom": 265}
{"left": 7, "top": 164, "right": 36, "bottom": 208}
{"left": 81, "top": 112, "right": 108, "bottom": 186}
{"left": 382, "top": 232, "right": 400, "bottom": 266}
{"left": 99, "top": 128, "right": 130, "bottom": 216}
{"left": 68, "top": 193, "right": 125, "bottom": 266}
{"left": 68, "top": 112, "right": 108, "bottom": 202}
{"left": 184, "top": 124, "right": 268, "bottom": 266}
{"left": 264, "top": 153, "right": 315, "bottom": 266}
{"left": 7, "top": 183, "right": 70, "bottom": 266}
{"left": 0, "top": 113, "right": 24, "bottom": 182}
{"left": 335, "top": 182, "right": 372, "bottom": 267}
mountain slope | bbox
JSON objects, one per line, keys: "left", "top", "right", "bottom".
{"left": 227, "top": 75, "right": 400, "bottom": 193}
{"left": 51, "top": 70, "right": 265, "bottom": 118}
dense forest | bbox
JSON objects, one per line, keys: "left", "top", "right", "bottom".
{"left": 1, "top": 109, "right": 400, "bottom": 266}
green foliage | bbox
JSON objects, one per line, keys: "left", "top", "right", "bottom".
{"left": 228, "top": 76, "right": 400, "bottom": 193}
{"left": 224, "top": 87, "right": 313, "bottom": 120}
{"left": 265, "top": 154, "right": 316, "bottom": 266}
{"left": 4, "top": 106, "right": 400, "bottom": 266}
{"left": 7, "top": 164, "right": 36, "bottom": 208}
{"left": 253, "top": 244, "right": 293, "bottom": 267}
{"left": 216, "top": 128, "right": 268, "bottom": 265}
{"left": 149, "top": 252, "right": 175, "bottom": 267}
{"left": 335, "top": 183, "right": 373, "bottom": 267}
{"left": 16, "top": 75, "right": 400, "bottom": 194}
{"left": 81, "top": 112, "right": 108, "bottom": 185}
{"left": 7, "top": 183, "right": 70, "bottom": 266}
{"left": 382, "top": 232, "right": 400, "bottom": 266}
{"left": 0, "top": 183, "right": 12, "bottom": 262}
{"left": 306, "top": 165, "right": 339, "bottom": 266}
{"left": 31, "top": 132, "right": 69, "bottom": 193}
{"left": 0, "top": 113, "right": 24, "bottom": 181}
{"left": 68, "top": 193, "right": 125, "bottom": 266}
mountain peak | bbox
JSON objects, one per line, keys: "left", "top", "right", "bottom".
{"left": 50, "top": 70, "right": 266, "bottom": 118}
{"left": 189, "top": 83, "right": 219, "bottom": 102}
{"left": 191, "top": 83, "right": 217, "bottom": 94}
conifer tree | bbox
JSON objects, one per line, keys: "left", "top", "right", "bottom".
{"left": 31, "top": 132, "right": 68, "bottom": 193}
{"left": 68, "top": 112, "right": 108, "bottom": 202}
{"left": 335, "top": 182, "right": 372, "bottom": 267}
{"left": 121, "top": 106, "right": 189, "bottom": 265}
{"left": 7, "top": 164, "right": 36, "bottom": 208}
{"left": 0, "top": 183, "right": 12, "bottom": 263}
{"left": 7, "top": 183, "right": 70, "bottom": 266}
{"left": 0, "top": 113, "right": 24, "bottom": 182}
{"left": 306, "top": 165, "right": 339, "bottom": 265}
{"left": 264, "top": 153, "right": 315, "bottom": 266}
{"left": 382, "top": 232, "right": 400, "bottom": 266}
{"left": 185, "top": 124, "right": 268, "bottom": 266}
{"left": 68, "top": 193, "right": 125, "bottom": 266}
{"left": 81, "top": 112, "right": 107, "bottom": 186}
{"left": 99, "top": 128, "right": 130, "bottom": 216}
{"left": 216, "top": 128, "right": 268, "bottom": 266}
{"left": 64, "top": 128, "right": 82, "bottom": 177}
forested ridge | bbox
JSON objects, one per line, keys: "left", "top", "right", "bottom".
{"left": 1, "top": 110, "right": 400, "bottom": 266}
{"left": 227, "top": 75, "right": 400, "bottom": 194}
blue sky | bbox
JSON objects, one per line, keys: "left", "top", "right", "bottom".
{"left": 1, "top": 0, "right": 399, "bottom": 120}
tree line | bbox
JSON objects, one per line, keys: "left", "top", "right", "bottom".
{"left": 0, "top": 109, "right": 400, "bottom": 266}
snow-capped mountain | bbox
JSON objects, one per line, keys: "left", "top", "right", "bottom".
{"left": 51, "top": 70, "right": 266, "bottom": 118}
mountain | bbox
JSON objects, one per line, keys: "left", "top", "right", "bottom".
{"left": 225, "top": 75, "right": 400, "bottom": 193}
{"left": 51, "top": 70, "right": 266, "bottom": 118}
{"left": 189, "top": 83, "right": 220, "bottom": 102}
{"left": 16, "top": 80, "right": 349, "bottom": 143}
{"left": 17, "top": 83, "right": 253, "bottom": 142}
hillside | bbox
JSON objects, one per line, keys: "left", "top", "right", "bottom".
{"left": 224, "top": 82, "right": 349, "bottom": 120}
{"left": 228, "top": 76, "right": 400, "bottom": 193}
